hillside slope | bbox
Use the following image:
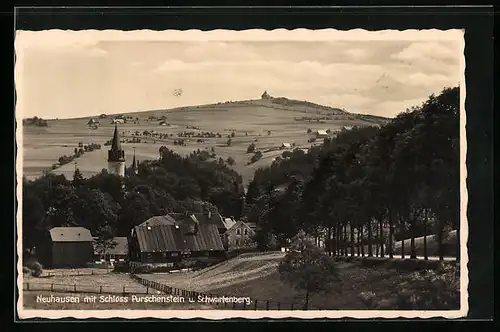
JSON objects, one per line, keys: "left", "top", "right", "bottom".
{"left": 140, "top": 250, "right": 459, "bottom": 310}
{"left": 22, "top": 95, "right": 389, "bottom": 183}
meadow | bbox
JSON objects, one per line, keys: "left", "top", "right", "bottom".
{"left": 140, "top": 251, "right": 460, "bottom": 310}
{"left": 21, "top": 98, "right": 386, "bottom": 185}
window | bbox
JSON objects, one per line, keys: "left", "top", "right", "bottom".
{"left": 171, "top": 252, "right": 179, "bottom": 257}
{"left": 244, "top": 229, "right": 248, "bottom": 235}
{"left": 236, "top": 239, "right": 240, "bottom": 246}
{"left": 236, "top": 229, "right": 241, "bottom": 235}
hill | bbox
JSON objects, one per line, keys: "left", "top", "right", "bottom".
{"left": 21, "top": 95, "right": 390, "bottom": 184}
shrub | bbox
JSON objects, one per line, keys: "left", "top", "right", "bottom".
{"left": 29, "top": 261, "right": 43, "bottom": 277}
{"left": 250, "top": 151, "right": 263, "bottom": 163}
{"left": 247, "top": 143, "right": 256, "bottom": 153}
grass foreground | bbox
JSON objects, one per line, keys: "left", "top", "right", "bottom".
{"left": 141, "top": 252, "right": 461, "bottom": 310}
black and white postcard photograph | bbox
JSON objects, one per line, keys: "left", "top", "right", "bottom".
{"left": 16, "top": 28, "right": 467, "bottom": 319}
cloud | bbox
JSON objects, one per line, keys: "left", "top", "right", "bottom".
{"left": 391, "top": 41, "right": 458, "bottom": 63}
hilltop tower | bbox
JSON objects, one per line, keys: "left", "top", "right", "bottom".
{"left": 107, "top": 125, "right": 125, "bottom": 177}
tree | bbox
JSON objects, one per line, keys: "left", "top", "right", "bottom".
{"left": 250, "top": 151, "right": 263, "bottom": 163}
{"left": 94, "top": 225, "right": 118, "bottom": 272}
{"left": 227, "top": 138, "right": 232, "bottom": 146}
{"left": 278, "top": 234, "right": 342, "bottom": 309}
{"left": 226, "top": 156, "right": 235, "bottom": 165}
{"left": 247, "top": 143, "right": 256, "bottom": 153}
{"left": 72, "top": 167, "right": 85, "bottom": 187}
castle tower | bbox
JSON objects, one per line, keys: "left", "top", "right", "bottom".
{"left": 107, "top": 125, "right": 125, "bottom": 177}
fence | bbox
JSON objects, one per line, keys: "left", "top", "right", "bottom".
{"left": 42, "top": 270, "right": 111, "bottom": 277}
{"left": 130, "top": 274, "right": 320, "bottom": 310}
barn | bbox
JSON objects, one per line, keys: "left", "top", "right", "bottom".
{"left": 39, "top": 227, "right": 94, "bottom": 268}
{"left": 129, "top": 216, "right": 225, "bottom": 264}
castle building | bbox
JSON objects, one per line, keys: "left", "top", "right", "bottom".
{"left": 107, "top": 125, "right": 125, "bottom": 177}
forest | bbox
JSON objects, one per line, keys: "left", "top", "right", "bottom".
{"left": 22, "top": 87, "right": 459, "bottom": 259}
{"left": 245, "top": 87, "right": 460, "bottom": 259}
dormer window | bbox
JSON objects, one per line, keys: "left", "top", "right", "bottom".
{"left": 236, "top": 229, "right": 241, "bottom": 235}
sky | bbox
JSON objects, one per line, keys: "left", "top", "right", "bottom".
{"left": 15, "top": 30, "right": 463, "bottom": 119}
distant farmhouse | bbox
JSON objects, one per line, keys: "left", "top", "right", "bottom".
{"left": 38, "top": 227, "right": 94, "bottom": 268}
{"left": 111, "top": 118, "right": 125, "bottom": 124}
{"left": 315, "top": 129, "right": 329, "bottom": 139}
{"left": 281, "top": 143, "right": 292, "bottom": 150}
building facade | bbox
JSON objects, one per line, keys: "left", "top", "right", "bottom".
{"left": 224, "top": 221, "right": 256, "bottom": 251}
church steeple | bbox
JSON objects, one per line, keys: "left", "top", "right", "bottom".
{"left": 107, "top": 124, "right": 125, "bottom": 177}
{"left": 131, "top": 147, "right": 138, "bottom": 174}
{"left": 108, "top": 125, "right": 125, "bottom": 162}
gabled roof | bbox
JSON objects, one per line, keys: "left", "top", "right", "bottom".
{"left": 139, "top": 215, "right": 178, "bottom": 227}
{"left": 49, "top": 227, "right": 93, "bottom": 242}
{"left": 227, "top": 220, "right": 255, "bottom": 233}
{"left": 316, "top": 129, "right": 328, "bottom": 135}
{"left": 93, "top": 237, "right": 129, "bottom": 255}
{"left": 168, "top": 212, "right": 227, "bottom": 230}
{"left": 133, "top": 224, "right": 224, "bottom": 253}
{"left": 222, "top": 217, "right": 236, "bottom": 230}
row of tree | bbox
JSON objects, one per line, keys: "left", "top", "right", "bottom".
{"left": 245, "top": 87, "right": 460, "bottom": 260}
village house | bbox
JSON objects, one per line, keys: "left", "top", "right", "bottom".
{"left": 38, "top": 227, "right": 94, "bottom": 268}
{"left": 223, "top": 220, "right": 257, "bottom": 250}
{"left": 92, "top": 237, "right": 129, "bottom": 263}
{"left": 315, "top": 129, "right": 329, "bottom": 139}
{"left": 129, "top": 216, "right": 225, "bottom": 264}
{"left": 111, "top": 118, "right": 125, "bottom": 124}
{"left": 281, "top": 143, "right": 292, "bottom": 150}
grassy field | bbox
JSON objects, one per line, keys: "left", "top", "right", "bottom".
{"left": 140, "top": 251, "right": 460, "bottom": 310}
{"left": 22, "top": 98, "right": 387, "bottom": 185}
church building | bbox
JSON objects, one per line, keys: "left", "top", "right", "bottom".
{"left": 107, "top": 125, "right": 139, "bottom": 177}
{"left": 107, "top": 125, "right": 126, "bottom": 177}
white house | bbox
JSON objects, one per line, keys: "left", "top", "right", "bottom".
{"left": 315, "top": 129, "right": 329, "bottom": 138}
{"left": 111, "top": 118, "right": 125, "bottom": 124}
